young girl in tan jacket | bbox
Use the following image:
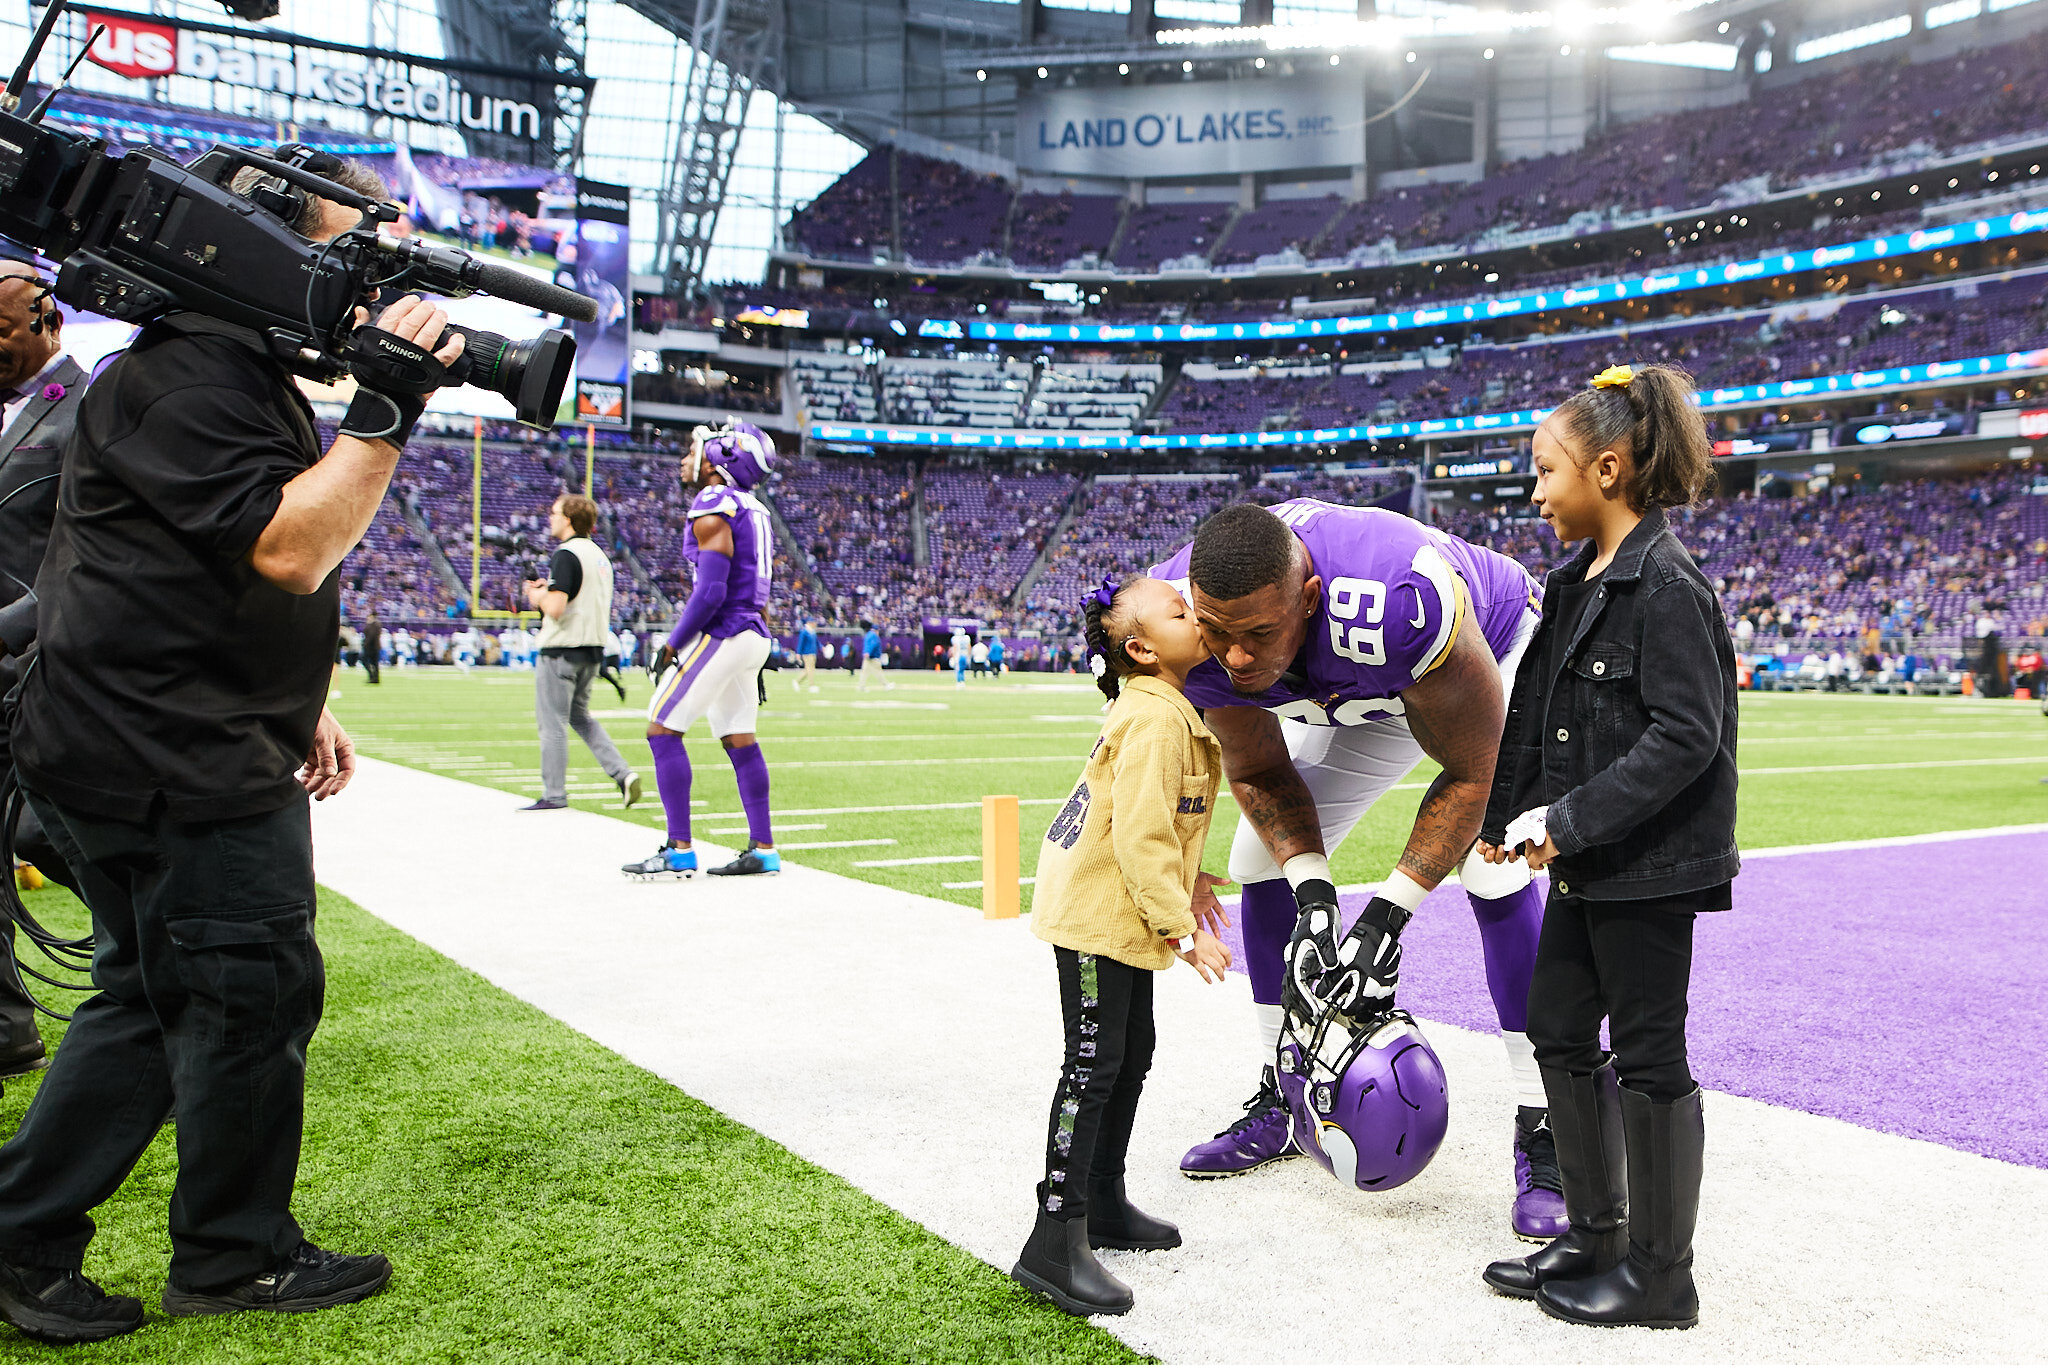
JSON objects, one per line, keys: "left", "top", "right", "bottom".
{"left": 1011, "top": 574, "right": 1232, "bottom": 1319}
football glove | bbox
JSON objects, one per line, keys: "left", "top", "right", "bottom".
{"left": 1288, "top": 894, "right": 1410, "bottom": 1020}
{"left": 650, "top": 644, "right": 676, "bottom": 680}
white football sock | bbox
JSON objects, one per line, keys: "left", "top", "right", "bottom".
{"left": 1256, "top": 1002, "right": 1286, "bottom": 1061}
{"left": 1503, "top": 1030, "right": 1547, "bottom": 1109}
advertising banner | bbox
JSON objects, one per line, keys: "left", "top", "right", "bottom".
{"left": 75, "top": 7, "right": 546, "bottom": 141}
{"left": 1017, "top": 73, "right": 1364, "bottom": 179}
{"left": 566, "top": 178, "right": 631, "bottom": 428}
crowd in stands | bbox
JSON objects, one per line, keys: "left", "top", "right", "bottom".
{"left": 781, "top": 28, "right": 2048, "bottom": 272}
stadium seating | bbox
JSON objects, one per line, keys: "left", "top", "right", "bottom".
{"left": 1009, "top": 191, "right": 1124, "bottom": 268}
{"left": 1114, "top": 201, "right": 1233, "bottom": 271}
{"left": 1213, "top": 195, "right": 1345, "bottom": 268}
{"left": 881, "top": 357, "right": 1031, "bottom": 427}
{"left": 924, "top": 466, "right": 1079, "bottom": 607}
{"left": 1025, "top": 362, "right": 1161, "bottom": 431}
{"left": 790, "top": 353, "right": 882, "bottom": 423}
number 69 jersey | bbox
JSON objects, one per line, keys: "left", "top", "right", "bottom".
{"left": 1149, "top": 499, "right": 1540, "bottom": 726}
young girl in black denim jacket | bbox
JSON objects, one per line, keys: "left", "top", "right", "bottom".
{"left": 1475, "top": 363, "right": 1739, "bottom": 1332}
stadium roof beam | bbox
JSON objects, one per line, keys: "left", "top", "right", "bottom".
{"left": 631, "top": 0, "right": 785, "bottom": 296}
{"left": 437, "top": 0, "right": 590, "bottom": 166}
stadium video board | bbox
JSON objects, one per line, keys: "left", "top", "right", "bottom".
{"left": 567, "top": 178, "right": 632, "bottom": 427}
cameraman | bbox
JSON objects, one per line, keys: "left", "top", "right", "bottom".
{"left": 0, "top": 161, "right": 463, "bottom": 1345}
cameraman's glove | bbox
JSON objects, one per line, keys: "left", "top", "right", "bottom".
{"left": 339, "top": 325, "right": 455, "bottom": 449}
{"left": 1285, "top": 893, "right": 1410, "bottom": 1021}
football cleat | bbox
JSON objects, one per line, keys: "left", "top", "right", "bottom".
{"left": 1513, "top": 1106, "right": 1569, "bottom": 1240}
{"left": 1179, "top": 1066, "right": 1303, "bottom": 1179}
{"left": 707, "top": 843, "right": 781, "bottom": 877}
{"left": 622, "top": 846, "right": 696, "bottom": 881}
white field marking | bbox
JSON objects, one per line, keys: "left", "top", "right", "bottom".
{"left": 1741, "top": 730, "right": 2047, "bottom": 745}
{"left": 740, "top": 755, "right": 1085, "bottom": 770}
{"left": 941, "top": 877, "right": 1038, "bottom": 890}
{"left": 312, "top": 758, "right": 2048, "bottom": 1365}
{"left": 777, "top": 839, "right": 897, "bottom": 851}
{"left": 1032, "top": 715, "right": 1108, "bottom": 723}
{"left": 370, "top": 732, "right": 1102, "bottom": 747}
{"left": 695, "top": 797, "right": 1076, "bottom": 820}
{"left": 806, "top": 700, "right": 952, "bottom": 711}
{"left": 851, "top": 854, "right": 983, "bottom": 867}
{"left": 1743, "top": 755, "right": 2048, "bottom": 776}
{"left": 1737, "top": 823, "right": 2048, "bottom": 860}
{"left": 711, "top": 824, "right": 827, "bottom": 837}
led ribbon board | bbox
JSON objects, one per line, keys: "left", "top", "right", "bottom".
{"left": 810, "top": 347, "right": 2048, "bottom": 451}
{"left": 943, "top": 210, "right": 2048, "bottom": 345}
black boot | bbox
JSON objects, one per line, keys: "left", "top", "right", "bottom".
{"left": 1085, "top": 1177, "right": 1181, "bottom": 1251}
{"left": 1484, "top": 1061, "right": 1628, "bottom": 1299}
{"left": 1537, "top": 1085, "right": 1703, "bottom": 1330}
{"left": 1011, "top": 1210, "right": 1133, "bottom": 1317}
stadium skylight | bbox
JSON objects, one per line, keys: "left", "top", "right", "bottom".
{"left": 1924, "top": 0, "right": 1983, "bottom": 26}
{"left": 1792, "top": 14, "right": 1912, "bottom": 63}
{"left": 1152, "top": 1, "right": 1721, "bottom": 48}
{"left": 1606, "top": 40, "right": 1738, "bottom": 69}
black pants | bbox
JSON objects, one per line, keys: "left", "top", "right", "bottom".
{"left": 0, "top": 790, "right": 323, "bottom": 1289}
{"left": 363, "top": 652, "right": 380, "bottom": 685}
{"left": 1526, "top": 890, "right": 1698, "bottom": 1103}
{"left": 1038, "top": 949, "right": 1154, "bottom": 1221}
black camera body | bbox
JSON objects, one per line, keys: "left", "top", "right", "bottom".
{"left": 0, "top": 57, "right": 598, "bottom": 426}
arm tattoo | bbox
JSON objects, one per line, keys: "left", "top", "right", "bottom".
{"left": 1397, "top": 621, "right": 1506, "bottom": 889}
{"left": 1233, "top": 767, "right": 1326, "bottom": 864}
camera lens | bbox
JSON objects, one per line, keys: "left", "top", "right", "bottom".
{"left": 447, "top": 326, "right": 578, "bottom": 427}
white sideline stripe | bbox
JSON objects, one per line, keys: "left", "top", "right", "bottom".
{"left": 851, "top": 854, "right": 983, "bottom": 867}
{"left": 311, "top": 759, "right": 2048, "bottom": 1365}
{"left": 941, "top": 877, "right": 1038, "bottom": 890}
{"left": 697, "top": 798, "right": 1075, "bottom": 819}
{"left": 1742, "top": 755, "right": 2048, "bottom": 775}
{"left": 1737, "top": 823, "right": 2048, "bottom": 859}
{"left": 777, "top": 839, "right": 896, "bottom": 850}
{"left": 711, "top": 824, "right": 827, "bottom": 836}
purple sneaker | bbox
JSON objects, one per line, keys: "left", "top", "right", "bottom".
{"left": 1180, "top": 1066, "right": 1303, "bottom": 1180}
{"left": 1513, "top": 1106, "right": 1568, "bottom": 1240}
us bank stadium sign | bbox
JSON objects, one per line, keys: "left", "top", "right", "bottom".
{"left": 77, "top": 7, "right": 546, "bottom": 140}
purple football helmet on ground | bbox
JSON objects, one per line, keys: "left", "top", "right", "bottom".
{"left": 1276, "top": 1006, "right": 1449, "bottom": 1193}
{"left": 695, "top": 421, "right": 775, "bottom": 491}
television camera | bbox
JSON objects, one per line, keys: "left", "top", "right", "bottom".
{"left": 0, "top": 0, "right": 598, "bottom": 426}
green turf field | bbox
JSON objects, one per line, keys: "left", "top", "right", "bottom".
{"left": 6, "top": 670, "right": 2040, "bottom": 1360}
{"left": 329, "top": 666, "right": 2048, "bottom": 912}
{"left": 0, "top": 885, "right": 1148, "bottom": 1365}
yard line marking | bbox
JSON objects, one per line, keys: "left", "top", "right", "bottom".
{"left": 852, "top": 854, "right": 983, "bottom": 867}
{"left": 1742, "top": 755, "right": 2048, "bottom": 775}
{"left": 1739, "top": 824, "right": 2048, "bottom": 859}
{"left": 779, "top": 839, "right": 898, "bottom": 851}
{"left": 712, "top": 824, "right": 827, "bottom": 836}
{"left": 942, "top": 877, "right": 1039, "bottom": 890}
{"left": 1742, "top": 730, "right": 2046, "bottom": 745}
{"left": 806, "top": 700, "right": 952, "bottom": 711}
{"left": 737, "top": 755, "right": 1085, "bottom": 770}
{"left": 696, "top": 798, "right": 1075, "bottom": 820}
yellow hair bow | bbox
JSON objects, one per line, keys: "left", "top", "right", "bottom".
{"left": 1592, "top": 364, "right": 1634, "bottom": 389}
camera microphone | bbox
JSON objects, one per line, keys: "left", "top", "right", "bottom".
{"left": 371, "top": 237, "right": 600, "bottom": 324}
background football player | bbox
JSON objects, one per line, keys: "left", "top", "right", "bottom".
{"left": 1153, "top": 499, "right": 1559, "bottom": 1239}
{"left": 622, "top": 423, "right": 781, "bottom": 880}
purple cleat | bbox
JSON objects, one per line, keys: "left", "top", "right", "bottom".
{"left": 1180, "top": 1066, "right": 1304, "bottom": 1180}
{"left": 1513, "top": 1106, "right": 1569, "bottom": 1240}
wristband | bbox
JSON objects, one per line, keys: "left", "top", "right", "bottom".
{"left": 1378, "top": 868, "right": 1431, "bottom": 914}
{"left": 1168, "top": 934, "right": 1194, "bottom": 953}
{"left": 337, "top": 388, "right": 426, "bottom": 449}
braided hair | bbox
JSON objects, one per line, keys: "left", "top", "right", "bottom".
{"left": 1550, "top": 363, "right": 1715, "bottom": 512}
{"left": 1082, "top": 573, "right": 1145, "bottom": 705}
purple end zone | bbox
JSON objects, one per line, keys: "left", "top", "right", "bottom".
{"left": 1215, "top": 832, "right": 2048, "bottom": 1169}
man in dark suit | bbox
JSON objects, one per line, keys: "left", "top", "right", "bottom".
{"left": 360, "top": 611, "right": 382, "bottom": 685}
{"left": 0, "top": 259, "right": 86, "bottom": 1077}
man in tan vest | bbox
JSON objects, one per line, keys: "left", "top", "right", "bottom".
{"left": 520, "top": 494, "right": 642, "bottom": 811}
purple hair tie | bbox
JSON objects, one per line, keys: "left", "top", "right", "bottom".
{"left": 1085, "top": 573, "right": 1120, "bottom": 616}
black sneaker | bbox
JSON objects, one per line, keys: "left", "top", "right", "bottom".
{"left": 161, "top": 1241, "right": 392, "bottom": 1317}
{"left": 0, "top": 1261, "right": 144, "bottom": 1344}
{"left": 706, "top": 842, "right": 781, "bottom": 877}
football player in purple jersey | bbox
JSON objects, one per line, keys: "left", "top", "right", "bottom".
{"left": 622, "top": 423, "right": 781, "bottom": 881}
{"left": 1151, "top": 499, "right": 1564, "bottom": 1239}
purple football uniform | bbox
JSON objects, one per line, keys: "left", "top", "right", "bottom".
{"left": 1150, "top": 500, "right": 1539, "bottom": 725}
{"left": 686, "top": 484, "right": 773, "bottom": 638}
